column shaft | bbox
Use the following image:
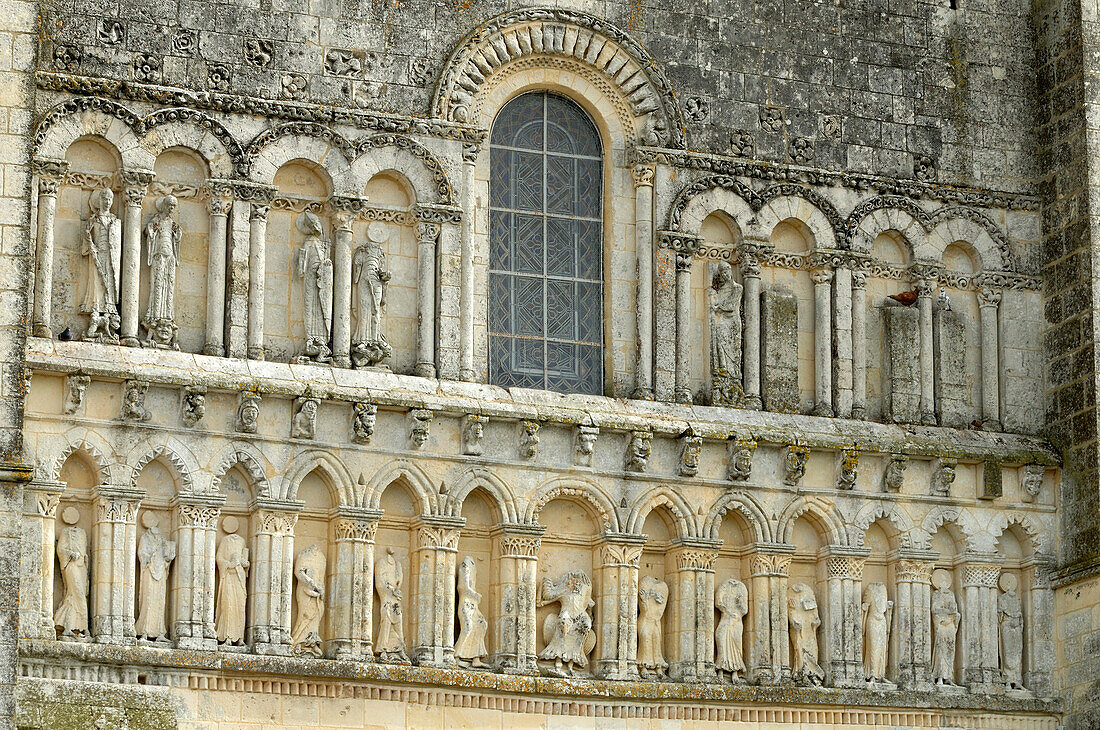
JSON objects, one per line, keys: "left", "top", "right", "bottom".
{"left": 204, "top": 194, "right": 231, "bottom": 356}
{"left": 415, "top": 222, "right": 440, "bottom": 378}
{"left": 833, "top": 266, "right": 853, "bottom": 417}
{"left": 459, "top": 149, "right": 477, "bottom": 381}
{"left": 669, "top": 546, "right": 718, "bottom": 682}
{"left": 19, "top": 481, "right": 63, "bottom": 639}
{"left": 493, "top": 530, "right": 541, "bottom": 674}
{"left": 595, "top": 540, "right": 642, "bottom": 680}
{"left": 119, "top": 178, "right": 149, "bottom": 347}
{"left": 91, "top": 488, "right": 143, "bottom": 644}
{"left": 32, "top": 178, "right": 61, "bottom": 337}
{"left": 979, "top": 288, "right": 1002, "bottom": 430}
{"left": 328, "top": 515, "right": 378, "bottom": 659}
{"left": 413, "top": 523, "right": 460, "bottom": 667}
{"left": 674, "top": 245, "right": 696, "bottom": 404}
{"left": 811, "top": 269, "right": 834, "bottom": 416}
{"left": 851, "top": 272, "right": 867, "bottom": 419}
{"left": 632, "top": 165, "right": 655, "bottom": 399}
{"left": 247, "top": 203, "right": 269, "bottom": 360}
{"left": 917, "top": 280, "right": 936, "bottom": 425}
{"left": 248, "top": 507, "right": 297, "bottom": 655}
{"left": 331, "top": 213, "right": 354, "bottom": 368}
{"left": 225, "top": 198, "right": 252, "bottom": 358}
{"left": 171, "top": 499, "right": 221, "bottom": 650}
{"left": 741, "top": 253, "right": 762, "bottom": 410}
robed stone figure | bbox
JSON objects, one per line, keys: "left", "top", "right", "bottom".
{"left": 80, "top": 189, "right": 122, "bottom": 342}
{"left": 142, "top": 195, "right": 181, "bottom": 349}
{"left": 351, "top": 221, "right": 392, "bottom": 367}
{"left": 54, "top": 508, "right": 89, "bottom": 639}
{"left": 215, "top": 518, "right": 250, "bottom": 646}
{"left": 135, "top": 514, "right": 177, "bottom": 641}
{"left": 296, "top": 212, "right": 333, "bottom": 363}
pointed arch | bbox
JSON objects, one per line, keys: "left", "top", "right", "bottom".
{"left": 434, "top": 8, "right": 685, "bottom": 147}
{"left": 526, "top": 476, "right": 620, "bottom": 533}
{"left": 124, "top": 434, "right": 201, "bottom": 493}
{"left": 208, "top": 441, "right": 271, "bottom": 498}
{"left": 33, "top": 97, "right": 153, "bottom": 170}
{"left": 42, "top": 428, "right": 119, "bottom": 485}
{"left": 625, "top": 485, "right": 698, "bottom": 539}
{"left": 927, "top": 209, "right": 1009, "bottom": 270}
{"left": 364, "top": 459, "right": 437, "bottom": 514}
{"left": 776, "top": 495, "right": 848, "bottom": 546}
{"left": 703, "top": 490, "right": 772, "bottom": 543}
{"left": 349, "top": 134, "right": 455, "bottom": 206}
{"left": 444, "top": 467, "right": 519, "bottom": 524}
{"left": 852, "top": 501, "right": 916, "bottom": 549}
{"left": 991, "top": 511, "right": 1050, "bottom": 557}
{"left": 282, "top": 449, "right": 356, "bottom": 506}
{"left": 245, "top": 122, "right": 358, "bottom": 194}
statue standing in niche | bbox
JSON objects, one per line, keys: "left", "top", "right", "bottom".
{"left": 295, "top": 212, "right": 333, "bottom": 363}
{"left": 351, "top": 221, "right": 393, "bottom": 368}
{"left": 135, "top": 513, "right": 177, "bottom": 642}
{"left": 862, "top": 582, "right": 893, "bottom": 685}
{"left": 215, "top": 516, "right": 249, "bottom": 646}
{"left": 788, "top": 582, "right": 825, "bottom": 686}
{"left": 290, "top": 545, "right": 326, "bottom": 657}
{"left": 80, "top": 189, "right": 122, "bottom": 343}
{"left": 931, "top": 569, "right": 960, "bottom": 687}
{"left": 54, "top": 507, "right": 88, "bottom": 640}
{"left": 538, "top": 570, "right": 596, "bottom": 677}
{"left": 141, "top": 195, "right": 181, "bottom": 349}
{"left": 454, "top": 556, "right": 489, "bottom": 668}
{"left": 714, "top": 577, "right": 748, "bottom": 683}
{"left": 636, "top": 575, "right": 669, "bottom": 678}
{"left": 375, "top": 547, "right": 409, "bottom": 663}
{"left": 709, "top": 261, "right": 744, "bottom": 406}
{"left": 999, "top": 573, "right": 1026, "bottom": 691}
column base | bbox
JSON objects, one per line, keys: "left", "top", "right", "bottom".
{"left": 175, "top": 636, "right": 217, "bottom": 651}
{"left": 247, "top": 346, "right": 265, "bottom": 360}
{"left": 812, "top": 402, "right": 834, "bottom": 417}
{"left": 920, "top": 410, "right": 938, "bottom": 426}
{"left": 673, "top": 388, "right": 693, "bottom": 405}
{"left": 460, "top": 369, "right": 477, "bottom": 382}
{"left": 203, "top": 343, "right": 225, "bottom": 357}
{"left": 332, "top": 355, "right": 351, "bottom": 369}
{"left": 253, "top": 641, "right": 292, "bottom": 656}
{"left": 631, "top": 387, "right": 654, "bottom": 401}
{"left": 594, "top": 660, "right": 639, "bottom": 681}
{"left": 743, "top": 394, "right": 762, "bottom": 410}
{"left": 121, "top": 336, "right": 140, "bottom": 347}
{"left": 982, "top": 419, "right": 1003, "bottom": 432}
{"left": 851, "top": 405, "right": 866, "bottom": 420}
{"left": 32, "top": 323, "right": 51, "bottom": 338}
{"left": 414, "top": 362, "right": 436, "bottom": 379}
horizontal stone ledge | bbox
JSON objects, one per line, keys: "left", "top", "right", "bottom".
{"left": 19, "top": 639, "right": 1063, "bottom": 716}
{"left": 26, "top": 338, "right": 1059, "bottom": 466}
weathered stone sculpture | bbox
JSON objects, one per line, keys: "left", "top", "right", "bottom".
{"left": 783, "top": 443, "right": 809, "bottom": 486}
{"left": 135, "top": 513, "right": 176, "bottom": 642}
{"left": 375, "top": 547, "right": 409, "bottom": 663}
{"left": 519, "top": 420, "right": 540, "bottom": 458}
{"left": 352, "top": 402, "right": 376, "bottom": 444}
{"left": 64, "top": 374, "right": 90, "bottom": 415}
{"left": 862, "top": 582, "right": 893, "bottom": 684}
{"left": 462, "top": 415, "right": 487, "bottom": 457}
{"left": 837, "top": 447, "right": 859, "bottom": 490}
{"left": 215, "top": 516, "right": 249, "bottom": 646}
{"left": 292, "top": 393, "right": 319, "bottom": 440}
{"left": 454, "top": 556, "right": 489, "bottom": 668}
{"left": 54, "top": 507, "right": 89, "bottom": 640}
{"left": 574, "top": 425, "right": 598, "bottom": 466}
{"left": 236, "top": 392, "right": 261, "bottom": 434}
{"left": 141, "top": 195, "right": 181, "bottom": 349}
{"left": 625, "top": 431, "right": 652, "bottom": 472}
{"left": 788, "top": 582, "right": 825, "bottom": 686}
{"left": 883, "top": 454, "right": 908, "bottom": 493}
{"left": 409, "top": 409, "right": 431, "bottom": 449}
{"left": 296, "top": 212, "right": 334, "bottom": 364}
{"left": 181, "top": 385, "right": 206, "bottom": 427}
{"left": 999, "top": 573, "right": 1026, "bottom": 691}
{"left": 538, "top": 570, "right": 596, "bottom": 676}
{"left": 351, "top": 221, "right": 393, "bottom": 368}
{"left": 290, "top": 545, "right": 326, "bottom": 657}
{"left": 715, "top": 577, "right": 748, "bottom": 683}
{"left": 679, "top": 433, "right": 702, "bottom": 477}
{"left": 121, "top": 379, "right": 151, "bottom": 422}
{"left": 80, "top": 188, "right": 122, "bottom": 343}
{"left": 728, "top": 437, "right": 755, "bottom": 481}
{"left": 636, "top": 575, "right": 669, "bottom": 678}
{"left": 931, "top": 569, "right": 960, "bottom": 688}
{"left": 709, "top": 261, "right": 744, "bottom": 406}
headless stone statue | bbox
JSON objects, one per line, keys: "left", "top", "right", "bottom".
{"left": 290, "top": 545, "right": 326, "bottom": 657}
{"left": 788, "top": 582, "right": 825, "bottom": 686}
{"left": 215, "top": 517, "right": 249, "bottom": 646}
{"left": 538, "top": 569, "right": 596, "bottom": 677}
{"left": 54, "top": 507, "right": 88, "bottom": 639}
{"left": 636, "top": 575, "right": 669, "bottom": 678}
{"left": 862, "top": 582, "right": 893, "bottom": 684}
{"left": 454, "top": 556, "right": 489, "bottom": 668}
{"left": 135, "top": 513, "right": 176, "bottom": 642}
{"left": 374, "top": 547, "right": 409, "bottom": 663}
{"left": 715, "top": 577, "right": 748, "bottom": 683}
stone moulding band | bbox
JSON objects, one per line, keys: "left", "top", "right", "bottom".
{"left": 17, "top": 640, "right": 1063, "bottom": 724}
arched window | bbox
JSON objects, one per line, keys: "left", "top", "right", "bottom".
{"left": 488, "top": 92, "right": 603, "bottom": 395}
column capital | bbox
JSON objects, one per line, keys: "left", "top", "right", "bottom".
{"left": 333, "top": 516, "right": 380, "bottom": 542}
{"left": 895, "top": 558, "right": 937, "bottom": 583}
{"left": 329, "top": 194, "right": 367, "bottom": 215}
{"left": 749, "top": 548, "right": 794, "bottom": 577}
{"left": 118, "top": 168, "right": 154, "bottom": 195}
{"left": 31, "top": 157, "right": 69, "bottom": 180}
{"left": 416, "top": 515, "right": 464, "bottom": 550}
{"left": 461, "top": 141, "right": 481, "bottom": 163}
{"left": 670, "top": 538, "right": 721, "bottom": 571}
{"left": 824, "top": 554, "right": 867, "bottom": 580}
{"left": 631, "top": 163, "right": 655, "bottom": 188}
{"left": 809, "top": 267, "right": 833, "bottom": 285}
{"left": 24, "top": 479, "right": 66, "bottom": 517}
{"left": 851, "top": 270, "right": 867, "bottom": 289}
{"left": 93, "top": 484, "right": 145, "bottom": 523}
{"left": 417, "top": 220, "right": 441, "bottom": 243}
{"left": 249, "top": 202, "right": 271, "bottom": 221}
{"left": 961, "top": 562, "right": 1002, "bottom": 588}
{"left": 978, "top": 287, "right": 1003, "bottom": 308}
{"left": 250, "top": 498, "right": 303, "bottom": 535}
{"left": 493, "top": 522, "right": 544, "bottom": 557}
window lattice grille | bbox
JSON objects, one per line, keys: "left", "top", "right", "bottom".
{"left": 488, "top": 92, "right": 604, "bottom": 395}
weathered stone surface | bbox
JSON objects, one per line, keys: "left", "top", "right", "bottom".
{"left": 761, "top": 288, "right": 799, "bottom": 414}
{"left": 933, "top": 308, "right": 969, "bottom": 430}
{"left": 884, "top": 306, "right": 921, "bottom": 424}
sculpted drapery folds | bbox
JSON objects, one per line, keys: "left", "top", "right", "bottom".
{"left": 789, "top": 582, "right": 825, "bottom": 686}
{"left": 296, "top": 212, "right": 334, "bottom": 364}
{"left": 215, "top": 516, "right": 249, "bottom": 646}
{"left": 351, "top": 221, "right": 393, "bottom": 368}
{"left": 54, "top": 507, "right": 89, "bottom": 639}
{"left": 636, "top": 575, "right": 669, "bottom": 678}
{"left": 709, "top": 261, "right": 744, "bottom": 406}
{"left": 290, "top": 545, "right": 326, "bottom": 657}
{"left": 142, "top": 195, "right": 181, "bottom": 349}
{"left": 931, "top": 569, "right": 960, "bottom": 687}
{"left": 538, "top": 570, "right": 596, "bottom": 677}
{"left": 999, "top": 573, "right": 1025, "bottom": 691}
{"left": 375, "top": 547, "right": 409, "bottom": 663}
{"left": 714, "top": 577, "right": 748, "bottom": 683}
{"left": 454, "top": 556, "right": 489, "bottom": 668}
{"left": 862, "top": 582, "right": 893, "bottom": 684}
{"left": 81, "top": 188, "right": 123, "bottom": 343}
{"left": 135, "top": 513, "right": 176, "bottom": 642}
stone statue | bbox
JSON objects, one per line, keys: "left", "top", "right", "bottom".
{"left": 64, "top": 374, "right": 90, "bottom": 415}
{"left": 462, "top": 415, "right": 487, "bottom": 456}
{"left": 788, "top": 582, "right": 824, "bottom": 685}
{"left": 636, "top": 575, "right": 669, "bottom": 678}
{"left": 141, "top": 195, "right": 181, "bottom": 349}
{"left": 80, "top": 188, "right": 122, "bottom": 343}
{"left": 292, "top": 394, "right": 319, "bottom": 440}
{"left": 409, "top": 409, "right": 431, "bottom": 449}
{"left": 783, "top": 444, "right": 809, "bottom": 486}
{"left": 862, "top": 582, "right": 893, "bottom": 684}
{"left": 709, "top": 261, "right": 744, "bottom": 406}
{"left": 728, "top": 438, "right": 755, "bottom": 481}
{"left": 454, "top": 556, "right": 489, "bottom": 668}
{"left": 54, "top": 507, "right": 88, "bottom": 639}
{"left": 290, "top": 545, "right": 326, "bottom": 657}
{"left": 679, "top": 433, "right": 702, "bottom": 477}
{"left": 121, "top": 379, "right": 151, "bottom": 422}
{"left": 519, "top": 420, "right": 540, "bottom": 458}
{"left": 538, "top": 570, "right": 596, "bottom": 676}
{"left": 295, "top": 212, "right": 334, "bottom": 363}
{"left": 574, "top": 425, "right": 598, "bottom": 467}
{"left": 135, "top": 513, "right": 176, "bottom": 642}
{"left": 931, "top": 569, "right": 960, "bottom": 687}
{"left": 715, "top": 577, "right": 748, "bottom": 683}
{"left": 625, "top": 430, "right": 652, "bottom": 472}
{"left": 351, "top": 221, "right": 393, "bottom": 368}
{"left": 181, "top": 385, "right": 206, "bottom": 427}
{"left": 999, "top": 573, "right": 1025, "bottom": 691}
{"left": 236, "top": 392, "right": 260, "bottom": 434}
{"left": 375, "top": 547, "right": 409, "bottom": 663}
{"left": 215, "top": 516, "right": 249, "bottom": 646}
{"left": 352, "top": 402, "right": 376, "bottom": 444}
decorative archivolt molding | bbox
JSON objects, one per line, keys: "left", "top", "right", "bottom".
{"left": 432, "top": 8, "right": 685, "bottom": 148}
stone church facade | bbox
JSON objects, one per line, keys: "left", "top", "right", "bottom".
{"left": 0, "top": 0, "right": 1097, "bottom": 728}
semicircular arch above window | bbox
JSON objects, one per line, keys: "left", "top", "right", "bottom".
{"left": 488, "top": 91, "right": 604, "bottom": 395}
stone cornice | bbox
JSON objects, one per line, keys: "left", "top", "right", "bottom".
{"left": 24, "top": 338, "right": 1060, "bottom": 467}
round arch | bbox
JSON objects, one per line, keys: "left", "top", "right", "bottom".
{"left": 927, "top": 211, "right": 1008, "bottom": 271}
{"left": 444, "top": 467, "right": 519, "bottom": 524}
{"left": 851, "top": 501, "right": 916, "bottom": 549}
{"left": 526, "top": 476, "right": 620, "bottom": 533}
{"left": 756, "top": 193, "right": 840, "bottom": 252}
{"left": 33, "top": 98, "right": 153, "bottom": 170}
{"left": 349, "top": 134, "right": 455, "bottom": 206}
{"left": 776, "top": 495, "right": 848, "bottom": 547}
{"left": 625, "top": 485, "right": 698, "bottom": 539}
{"left": 245, "top": 123, "right": 358, "bottom": 194}
{"left": 363, "top": 459, "right": 437, "bottom": 514}
{"left": 139, "top": 109, "right": 242, "bottom": 179}
{"left": 703, "top": 489, "right": 773, "bottom": 543}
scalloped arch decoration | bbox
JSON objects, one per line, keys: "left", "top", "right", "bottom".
{"left": 625, "top": 486, "right": 698, "bottom": 539}
{"left": 703, "top": 490, "right": 772, "bottom": 544}
{"left": 527, "top": 476, "right": 620, "bottom": 533}
{"left": 433, "top": 8, "right": 685, "bottom": 148}
{"left": 444, "top": 468, "right": 520, "bottom": 524}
